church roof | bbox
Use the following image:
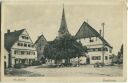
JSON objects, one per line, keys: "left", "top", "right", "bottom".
{"left": 4, "top": 29, "right": 25, "bottom": 51}
{"left": 34, "top": 34, "right": 47, "bottom": 45}
{"left": 75, "top": 21, "right": 112, "bottom": 48}
{"left": 58, "top": 7, "right": 69, "bottom": 35}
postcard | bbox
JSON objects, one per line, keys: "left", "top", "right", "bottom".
{"left": 1, "top": 0, "right": 127, "bottom": 82}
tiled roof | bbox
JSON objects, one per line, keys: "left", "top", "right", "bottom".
{"left": 75, "top": 21, "right": 112, "bottom": 48}
{"left": 4, "top": 29, "right": 25, "bottom": 51}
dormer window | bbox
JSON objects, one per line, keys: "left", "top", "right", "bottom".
{"left": 17, "top": 43, "right": 23, "bottom": 46}
{"left": 22, "top": 36, "right": 25, "bottom": 39}
{"left": 26, "top": 37, "right": 29, "bottom": 40}
{"left": 22, "top": 36, "right": 29, "bottom": 40}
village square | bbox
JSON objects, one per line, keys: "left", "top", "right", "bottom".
{"left": 4, "top": 5, "right": 123, "bottom": 77}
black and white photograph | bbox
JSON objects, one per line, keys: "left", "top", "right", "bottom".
{"left": 1, "top": 0, "right": 127, "bottom": 82}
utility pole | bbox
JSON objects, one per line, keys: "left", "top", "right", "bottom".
{"left": 102, "top": 23, "right": 105, "bottom": 38}
{"left": 101, "top": 22, "right": 105, "bottom": 66}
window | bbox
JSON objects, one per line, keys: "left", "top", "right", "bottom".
{"left": 24, "top": 43, "right": 27, "bottom": 47}
{"left": 109, "top": 55, "right": 112, "bottom": 59}
{"left": 31, "top": 45, "right": 34, "bottom": 48}
{"left": 90, "top": 39, "right": 94, "bottom": 42}
{"left": 26, "top": 51, "right": 29, "bottom": 55}
{"left": 98, "top": 48, "right": 101, "bottom": 51}
{"left": 18, "top": 50, "right": 21, "bottom": 55}
{"left": 30, "top": 51, "right": 33, "bottom": 55}
{"left": 14, "top": 50, "right": 17, "bottom": 54}
{"left": 4, "top": 56, "right": 6, "bottom": 59}
{"left": 28, "top": 51, "right": 30, "bottom": 55}
{"left": 17, "top": 43, "right": 23, "bottom": 46}
{"left": 22, "top": 36, "right": 25, "bottom": 39}
{"left": 17, "top": 43, "right": 20, "bottom": 46}
{"left": 22, "top": 36, "right": 29, "bottom": 40}
{"left": 21, "top": 43, "right": 23, "bottom": 46}
{"left": 87, "top": 48, "right": 92, "bottom": 52}
{"left": 88, "top": 48, "right": 103, "bottom": 52}
{"left": 92, "top": 56, "right": 101, "bottom": 60}
{"left": 95, "top": 48, "right": 98, "bottom": 51}
{"left": 21, "top": 51, "right": 25, "bottom": 55}
{"left": 26, "top": 37, "right": 29, "bottom": 40}
{"left": 33, "top": 52, "right": 35, "bottom": 55}
{"left": 109, "top": 50, "right": 112, "bottom": 53}
{"left": 105, "top": 56, "right": 108, "bottom": 60}
{"left": 93, "top": 48, "right": 96, "bottom": 51}
{"left": 104, "top": 47, "right": 108, "bottom": 51}
{"left": 98, "top": 56, "right": 101, "bottom": 60}
{"left": 28, "top": 44, "right": 31, "bottom": 47}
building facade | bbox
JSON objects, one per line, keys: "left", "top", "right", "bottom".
{"left": 4, "top": 48, "right": 9, "bottom": 68}
{"left": 34, "top": 34, "right": 47, "bottom": 61}
{"left": 75, "top": 22, "right": 113, "bottom": 65}
{"left": 4, "top": 29, "right": 37, "bottom": 67}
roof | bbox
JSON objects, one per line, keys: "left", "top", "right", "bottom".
{"left": 34, "top": 34, "right": 47, "bottom": 45}
{"left": 4, "top": 29, "right": 25, "bottom": 51}
{"left": 58, "top": 7, "right": 69, "bottom": 35}
{"left": 75, "top": 21, "right": 112, "bottom": 48}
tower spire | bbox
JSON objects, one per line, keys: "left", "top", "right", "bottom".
{"left": 58, "top": 4, "right": 69, "bottom": 37}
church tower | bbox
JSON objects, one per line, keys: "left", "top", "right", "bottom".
{"left": 58, "top": 6, "right": 70, "bottom": 37}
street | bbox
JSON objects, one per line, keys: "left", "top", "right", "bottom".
{"left": 5, "top": 65, "right": 123, "bottom": 77}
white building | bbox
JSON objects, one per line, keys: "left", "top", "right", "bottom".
{"left": 4, "top": 48, "right": 9, "bottom": 68}
{"left": 75, "top": 22, "right": 113, "bottom": 65}
{"left": 4, "top": 29, "right": 37, "bottom": 67}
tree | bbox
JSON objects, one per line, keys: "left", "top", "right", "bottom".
{"left": 43, "top": 35, "right": 87, "bottom": 64}
{"left": 120, "top": 44, "right": 123, "bottom": 55}
{"left": 117, "top": 44, "right": 123, "bottom": 64}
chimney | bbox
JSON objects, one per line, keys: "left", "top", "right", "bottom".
{"left": 99, "top": 30, "right": 102, "bottom": 36}
{"left": 7, "top": 29, "right": 10, "bottom": 33}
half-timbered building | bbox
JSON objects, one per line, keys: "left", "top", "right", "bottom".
{"left": 75, "top": 21, "right": 113, "bottom": 65}
{"left": 4, "top": 29, "right": 37, "bottom": 67}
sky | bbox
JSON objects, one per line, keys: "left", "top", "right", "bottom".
{"left": 2, "top": 0, "right": 125, "bottom": 54}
